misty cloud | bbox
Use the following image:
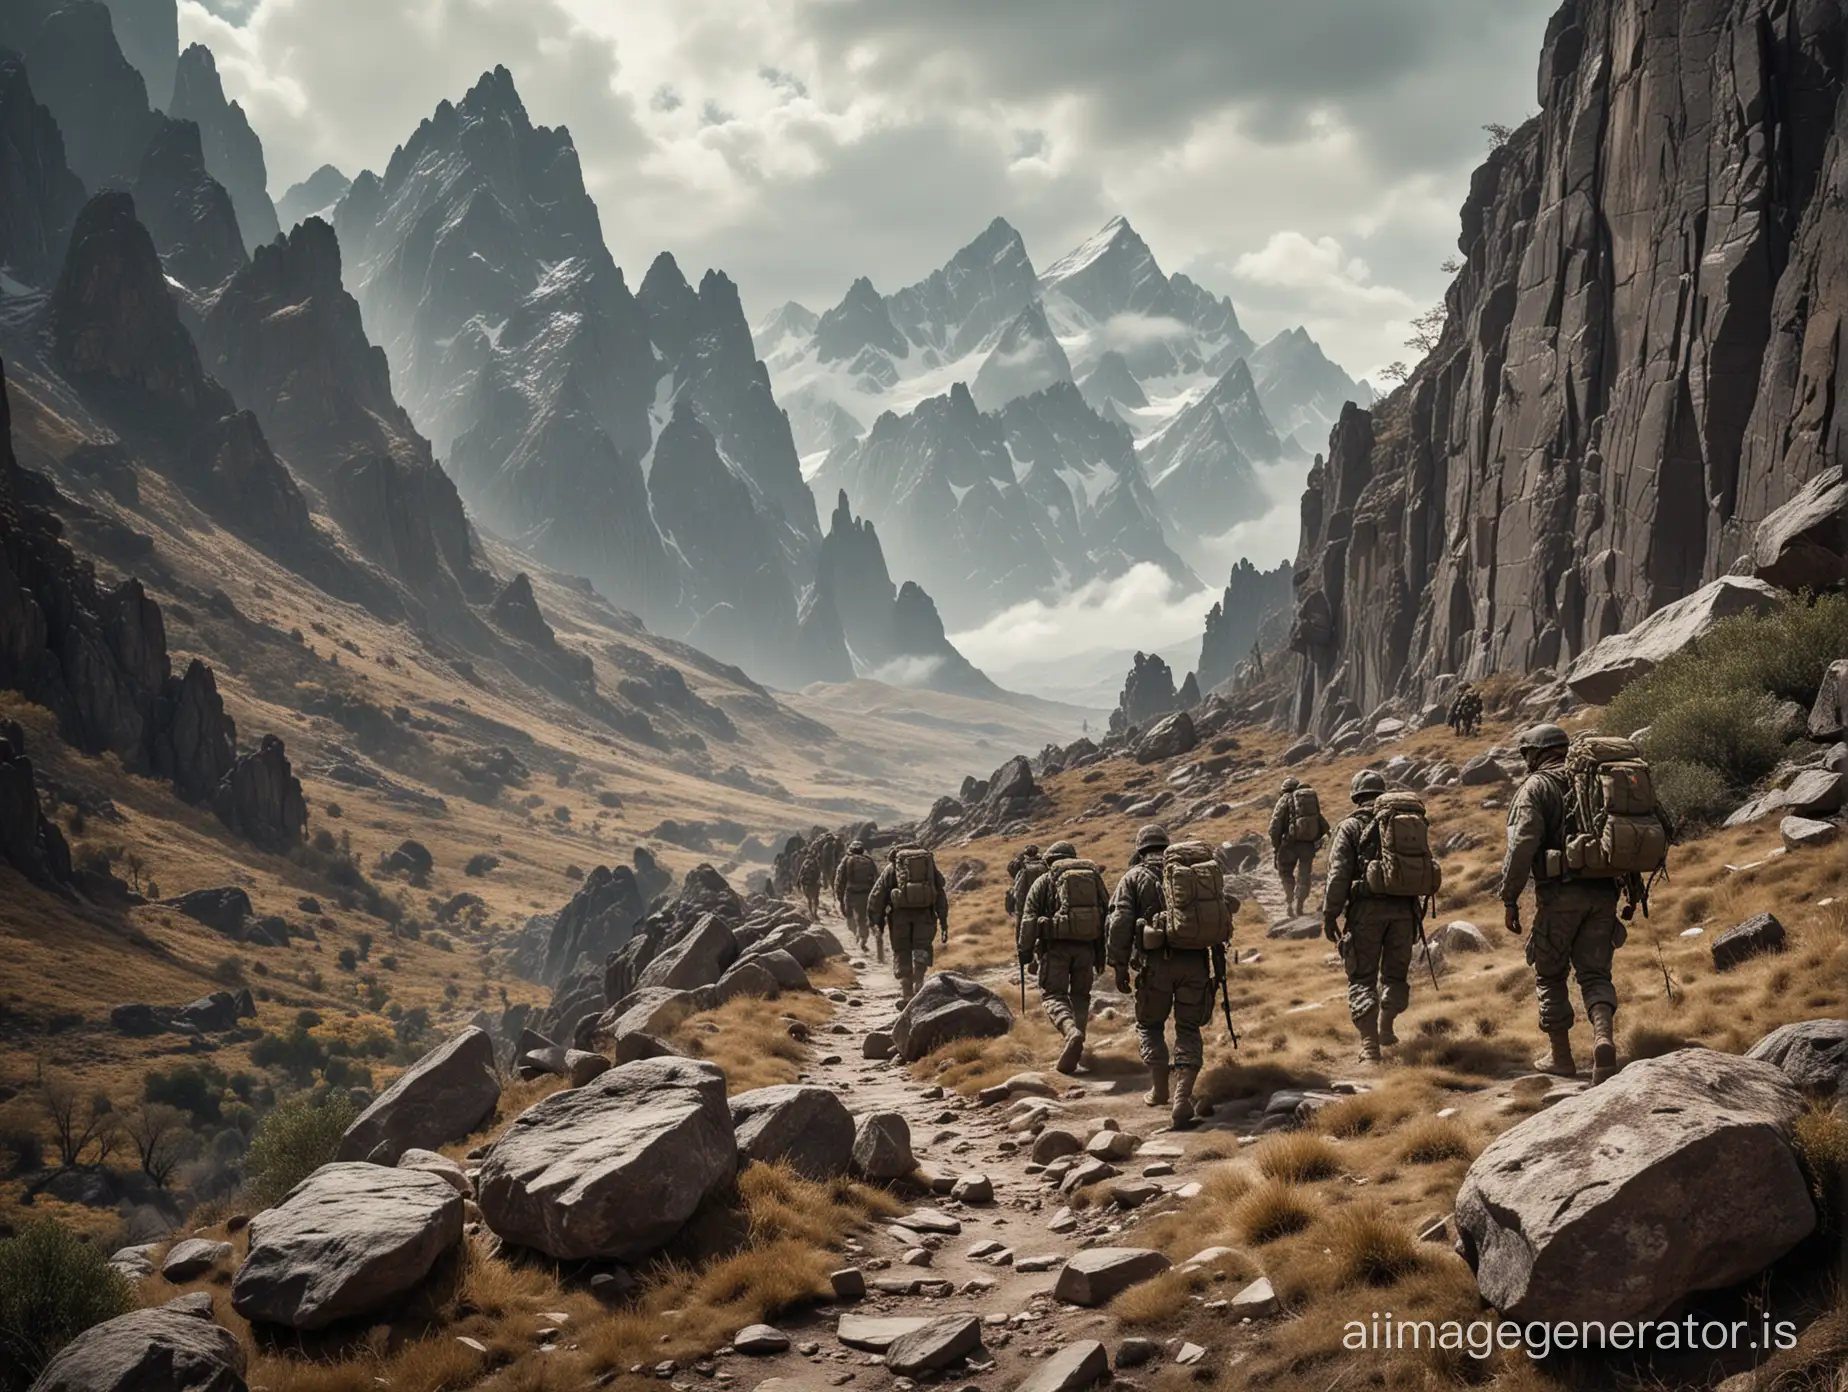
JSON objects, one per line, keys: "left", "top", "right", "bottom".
{"left": 948, "top": 564, "right": 1218, "bottom": 676}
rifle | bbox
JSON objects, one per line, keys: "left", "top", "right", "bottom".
{"left": 1018, "top": 955, "right": 1028, "bottom": 1012}
{"left": 1217, "top": 948, "right": 1239, "bottom": 1049}
{"left": 1414, "top": 895, "right": 1440, "bottom": 991}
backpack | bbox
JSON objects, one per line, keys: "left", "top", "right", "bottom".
{"left": 1046, "top": 860, "right": 1103, "bottom": 941}
{"left": 1008, "top": 856, "right": 1049, "bottom": 918}
{"left": 892, "top": 847, "right": 938, "bottom": 910}
{"left": 1563, "top": 736, "right": 1670, "bottom": 877}
{"left": 1289, "top": 787, "right": 1326, "bottom": 842}
{"left": 843, "top": 853, "right": 876, "bottom": 892}
{"left": 1155, "top": 841, "right": 1232, "bottom": 949}
{"left": 1361, "top": 792, "right": 1442, "bottom": 898}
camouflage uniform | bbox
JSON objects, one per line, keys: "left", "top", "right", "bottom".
{"left": 869, "top": 853, "right": 948, "bottom": 1004}
{"left": 1019, "top": 855, "right": 1105, "bottom": 1044}
{"left": 1268, "top": 792, "right": 1324, "bottom": 917}
{"left": 1323, "top": 811, "right": 1418, "bottom": 1033}
{"left": 834, "top": 850, "right": 879, "bottom": 956}
{"left": 1006, "top": 854, "right": 1048, "bottom": 922}
{"left": 797, "top": 850, "right": 822, "bottom": 918}
{"left": 1500, "top": 767, "right": 1622, "bottom": 1033}
{"left": 1104, "top": 860, "right": 1226, "bottom": 1074}
{"left": 1449, "top": 687, "right": 1483, "bottom": 736}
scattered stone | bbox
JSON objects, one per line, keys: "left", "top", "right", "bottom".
{"left": 1175, "top": 1343, "right": 1207, "bottom": 1366}
{"left": 730, "top": 1084, "right": 855, "bottom": 1179}
{"left": 890, "top": 973, "right": 1012, "bottom": 1061}
{"left": 967, "top": 1240, "right": 1004, "bottom": 1259}
{"left": 1781, "top": 815, "right": 1840, "bottom": 850}
{"left": 1110, "top": 1181, "right": 1162, "bottom": 1210}
{"left": 885, "top": 1315, "right": 982, "bottom": 1376}
{"left": 893, "top": 1208, "right": 962, "bottom": 1235}
{"left": 951, "top": 1174, "right": 993, "bottom": 1203}
{"left": 396, "top": 1148, "right": 472, "bottom": 1197}
{"left": 1053, "top": 1248, "right": 1171, "bottom": 1306}
{"left": 1084, "top": 1130, "right": 1138, "bottom": 1161}
{"left": 1746, "top": 1019, "right": 1848, "bottom": 1100}
{"left": 1230, "top": 1277, "right": 1279, "bottom": 1318}
{"left": 336, "top": 1027, "right": 500, "bottom": 1165}
{"left": 232, "top": 1164, "right": 463, "bottom": 1329}
{"left": 732, "top": 1325, "right": 790, "bottom": 1355}
{"left": 26, "top": 1304, "right": 247, "bottom": 1392}
{"left": 1015, "top": 1254, "right": 1064, "bottom": 1273}
{"left": 830, "top": 1267, "right": 866, "bottom": 1300}
{"left": 476, "top": 1058, "right": 736, "bottom": 1261}
{"left": 1141, "top": 1162, "right": 1174, "bottom": 1177}
{"left": 1711, "top": 912, "right": 1787, "bottom": 971}
{"left": 1015, "top": 1340, "right": 1109, "bottom": 1392}
{"left": 1031, "top": 1129, "right": 1084, "bottom": 1164}
{"left": 851, "top": 1112, "right": 915, "bottom": 1180}
{"left": 161, "top": 1238, "right": 233, "bottom": 1282}
{"left": 862, "top": 1032, "right": 894, "bottom": 1061}
{"left": 566, "top": 1050, "right": 612, "bottom": 1087}
{"left": 1454, "top": 1050, "right": 1815, "bottom": 1322}
{"left": 1115, "top": 1337, "right": 1159, "bottom": 1370}
{"left": 837, "top": 1315, "right": 932, "bottom": 1352}
{"left": 901, "top": 1248, "right": 933, "bottom": 1268}
{"left": 1060, "top": 1158, "right": 1118, "bottom": 1192}
{"left": 1459, "top": 754, "right": 1512, "bottom": 786}
{"left": 1047, "top": 1207, "right": 1078, "bottom": 1234}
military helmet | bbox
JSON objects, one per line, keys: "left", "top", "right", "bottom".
{"left": 848, "top": 840, "right": 865, "bottom": 854}
{"left": 1024, "top": 843, "right": 1041, "bottom": 857}
{"left": 1280, "top": 777, "right": 1300, "bottom": 793}
{"left": 1046, "top": 840, "right": 1078, "bottom": 860}
{"left": 1135, "top": 823, "right": 1171, "bottom": 854}
{"left": 1350, "top": 769, "right": 1386, "bottom": 802}
{"left": 1517, "top": 722, "right": 1570, "bottom": 753}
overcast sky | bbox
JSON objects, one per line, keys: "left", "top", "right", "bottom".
{"left": 184, "top": 0, "right": 1551, "bottom": 382}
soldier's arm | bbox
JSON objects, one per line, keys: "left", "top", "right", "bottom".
{"left": 868, "top": 870, "right": 891, "bottom": 927}
{"left": 1323, "top": 821, "right": 1359, "bottom": 918}
{"left": 1018, "top": 875, "right": 1050, "bottom": 955}
{"left": 833, "top": 860, "right": 846, "bottom": 898}
{"left": 934, "top": 869, "right": 949, "bottom": 930}
{"left": 1268, "top": 798, "right": 1289, "bottom": 846}
{"left": 1498, "top": 779, "right": 1547, "bottom": 904}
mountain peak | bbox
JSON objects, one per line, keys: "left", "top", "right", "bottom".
{"left": 641, "top": 250, "right": 692, "bottom": 300}
{"left": 1039, "top": 214, "right": 1167, "bottom": 321}
{"left": 460, "top": 65, "right": 526, "bottom": 122}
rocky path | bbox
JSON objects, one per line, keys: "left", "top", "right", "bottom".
{"left": 721, "top": 925, "right": 1242, "bottom": 1389}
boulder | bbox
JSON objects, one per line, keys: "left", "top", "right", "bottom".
{"left": 1752, "top": 469, "right": 1847, "bottom": 591}
{"left": 1230, "top": 1276, "right": 1280, "bottom": 1318}
{"left": 592, "top": 988, "right": 700, "bottom": 1051}
{"left": 1809, "top": 659, "right": 1848, "bottom": 741}
{"left": 1565, "top": 577, "right": 1784, "bottom": 704}
{"left": 27, "top": 1304, "right": 248, "bottom": 1392}
{"left": 837, "top": 1314, "right": 932, "bottom": 1352}
{"left": 1781, "top": 815, "right": 1840, "bottom": 850}
{"left": 111, "top": 1003, "right": 164, "bottom": 1036}
{"left": 518, "top": 1046, "right": 568, "bottom": 1079}
{"left": 231, "top": 1164, "right": 463, "bottom": 1330}
{"left": 1016, "top": 1341, "right": 1110, "bottom": 1392}
{"left": 636, "top": 914, "right": 738, "bottom": 991}
{"left": 565, "top": 1050, "right": 611, "bottom": 1086}
{"left": 890, "top": 972, "right": 1012, "bottom": 1062}
{"left": 885, "top": 1314, "right": 982, "bottom": 1375}
{"left": 109, "top": 1242, "right": 161, "bottom": 1281}
{"left": 732, "top": 1324, "right": 790, "bottom": 1355}
{"left": 164, "top": 887, "right": 252, "bottom": 937}
{"left": 730, "top": 1085, "right": 855, "bottom": 1179}
{"left": 1454, "top": 1050, "right": 1814, "bottom": 1323}
{"left": 713, "top": 958, "right": 780, "bottom": 1003}
{"left": 175, "top": 992, "right": 241, "bottom": 1032}
{"left": 1279, "top": 737, "right": 1318, "bottom": 765}
{"left": 1031, "top": 1129, "right": 1084, "bottom": 1164}
{"left": 396, "top": 1148, "right": 472, "bottom": 1196}
{"left": 612, "top": 1032, "right": 681, "bottom": 1064}
{"left": 1053, "top": 1248, "right": 1172, "bottom": 1306}
{"left": 1134, "top": 711, "right": 1196, "bottom": 764}
{"left": 336, "top": 1027, "right": 500, "bottom": 1164}
{"left": 1727, "top": 769, "right": 1847, "bottom": 825}
{"left": 1710, "top": 912, "right": 1787, "bottom": 971}
{"left": 161, "top": 1238, "right": 233, "bottom": 1281}
{"left": 1459, "top": 753, "right": 1511, "bottom": 786}
{"left": 1438, "top": 921, "right": 1489, "bottom": 954}
{"left": 746, "top": 948, "right": 810, "bottom": 991}
{"left": 1745, "top": 1019, "right": 1848, "bottom": 1100}
{"left": 851, "top": 1111, "right": 914, "bottom": 1179}
{"left": 862, "top": 1031, "right": 894, "bottom": 1061}
{"left": 476, "top": 1058, "right": 736, "bottom": 1261}
{"left": 1267, "top": 914, "right": 1324, "bottom": 941}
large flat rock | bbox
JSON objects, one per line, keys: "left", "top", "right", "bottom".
{"left": 28, "top": 1303, "right": 247, "bottom": 1392}
{"left": 336, "top": 1027, "right": 499, "bottom": 1164}
{"left": 1051, "top": 1247, "right": 1171, "bottom": 1306}
{"left": 1565, "top": 577, "right": 1783, "bottom": 704}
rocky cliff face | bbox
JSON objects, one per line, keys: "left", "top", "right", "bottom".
{"left": 1290, "top": 0, "right": 1847, "bottom": 734}
{"left": 0, "top": 0, "right": 157, "bottom": 188}
{"left": 1197, "top": 558, "right": 1293, "bottom": 694}
{"left": 169, "top": 42, "right": 278, "bottom": 252}
{"left": 0, "top": 54, "right": 86, "bottom": 287}
{"left": 133, "top": 115, "right": 247, "bottom": 292}
{"left": 101, "top": 0, "right": 175, "bottom": 108}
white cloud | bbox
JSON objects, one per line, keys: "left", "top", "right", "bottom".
{"left": 948, "top": 564, "right": 1217, "bottom": 674}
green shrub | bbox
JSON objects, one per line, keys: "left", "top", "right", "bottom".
{"left": 244, "top": 1092, "right": 358, "bottom": 1207}
{"left": 1650, "top": 758, "right": 1735, "bottom": 830}
{"left": 0, "top": 1220, "right": 134, "bottom": 1391}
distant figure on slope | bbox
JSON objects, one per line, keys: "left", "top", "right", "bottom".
{"left": 835, "top": 839, "right": 880, "bottom": 959}
{"left": 1017, "top": 840, "right": 1107, "bottom": 1075}
{"left": 869, "top": 844, "right": 948, "bottom": 1005}
{"left": 1106, "top": 824, "right": 1237, "bottom": 1129}
{"left": 1268, "top": 777, "right": 1329, "bottom": 918}
{"left": 1449, "top": 682, "right": 1483, "bottom": 737}
{"left": 1005, "top": 844, "right": 1046, "bottom": 920}
{"left": 797, "top": 846, "right": 823, "bottom": 918}
{"left": 1323, "top": 771, "right": 1440, "bottom": 1064}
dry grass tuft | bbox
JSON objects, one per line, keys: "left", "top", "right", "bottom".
{"left": 1108, "top": 1267, "right": 1200, "bottom": 1328}
{"left": 1792, "top": 1102, "right": 1848, "bottom": 1236}
{"left": 1322, "top": 1204, "right": 1428, "bottom": 1288}
{"left": 667, "top": 993, "right": 834, "bottom": 1095}
{"left": 1622, "top": 1024, "right": 1695, "bottom": 1061}
{"left": 1395, "top": 1116, "right": 1477, "bottom": 1165}
{"left": 1253, "top": 1132, "right": 1343, "bottom": 1183}
{"left": 1233, "top": 1179, "right": 1317, "bottom": 1244}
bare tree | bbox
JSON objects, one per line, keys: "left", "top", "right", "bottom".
{"left": 36, "top": 1061, "right": 112, "bottom": 1167}
{"left": 1439, "top": 255, "right": 1464, "bottom": 276}
{"left": 1379, "top": 361, "right": 1411, "bottom": 384}
{"left": 121, "top": 1104, "right": 196, "bottom": 1188}
{"left": 1405, "top": 305, "right": 1449, "bottom": 357}
{"left": 1483, "top": 121, "right": 1516, "bottom": 147}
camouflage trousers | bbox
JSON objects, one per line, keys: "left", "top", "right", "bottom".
{"left": 1038, "top": 941, "right": 1098, "bottom": 1039}
{"left": 841, "top": 891, "right": 874, "bottom": 953}
{"left": 1275, "top": 842, "right": 1317, "bottom": 913}
{"left": 1133, "top": 949, "right": 1214, "bottom": 1070}
{"left": 1341, "top": 897, "right": 1417, "bottom": 1023}
{"left": 887, "top": 915, "right": 937, "bottom": 1003}
{"left": 802, "top": 882, "right": 821, "bottom": 917}
{"left": 1528, "top": 880, "right": 1623, "bottom": 1031}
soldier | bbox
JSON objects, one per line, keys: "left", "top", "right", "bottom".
{"left": 1005, "top": 844, "right": 1045, "bottom": 920}
{"left": 1105, "top": 824, "right": 1237, "bottom": 1129}
{"left": 1322, "top": 770, "right": 1420, "bottom": 1063}
{"left": 1268, "top": 777, "right": 1328, "bottom": 917}
{"left": 1017, "top": 841, "right": 1107, "bottom": 1075}
{"left": 1449, "top": 682, "right": 1483, "bottom": 736}
{"left": 834, "top": 839, "right": 880, "bottom": 959}
{"left": 1501, "top": 723, "right": 1622, "bottom": 1084}
{"left": 869, "top": 844, "right": 948, "bottom": 1005}
{"left": 797, "top": 847, "right": 823, "bottom": 918}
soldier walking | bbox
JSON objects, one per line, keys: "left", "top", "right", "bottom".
{"left": 834, "top": 839, "right": 880, "bottom": 959}
{"left": 1449, "top": 682, "right": 1483, "bottom": 736}
{"left": 1501, "top": 723, "right": 1622, "bottom": 1083}
{"left": 1106, "top": 824, "right": 1237, "bottom": 1129}
{"left": 1017, "top": 841, "right": 1107, "bottom": 1075}
{"left": 1323, "top": 771, "right": 1429, "bottom": 1063}
{"left": 869, "top": 844, "right": 948, "bottom": 1005}
{"left": 797, "top": 846, "right": 823, "bottom": 919}
{"left": 1005, "top": 844, "right": 1046, "bottom": 921}
{"left": 1268, "top": 777, "right": 1328, "bottom": 917}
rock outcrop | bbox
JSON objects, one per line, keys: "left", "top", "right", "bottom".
{"left": 729, "top": 1084, "right": 856, "bottom": 1179}
{"left": 0, "top": 720, "right": 73, "bottom": 887}
{"left": 891, "top": 972, "right": 1012, "bottom": 1061}
{"left": 133, "top": 115, "right": 246, "bottom": 292}
{"left": 27, "top": 1300, "right": 248, "bottom": 1392}
{"left": 168, "top": 43, "right": 279, "bottom": 252}
{"left": 1746, "top": 1018, "right": 1848, "bottom": 1100}
{"left": 1565, "top": 577, "right": 1784, "bottom": 704}
{"left": 336, "top": 1027, "right": 500, "bottom": 1164}
{"left": 1287, "top": 0, "right": 1847, "bottom": 732}
{"left": 1454, "top": 1049, "right": 1814, "bottom": 1323}
{"left": 0, "top": 53, "right": 87, "bottom": 289}
{"left": 1196, "top": 558, "right": 1293, "bottom": 693}
{"left": 212, "top": 734, "right": 307, "bottom": 851}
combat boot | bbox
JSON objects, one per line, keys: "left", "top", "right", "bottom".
{"left": 1589, "top": 1005, "right": 1618, "bottom": 1084}
{"left": 1355, "top": 1010, "right": 1381, "bottom": 1064}
{"left": 1170, "top": 1068, "right": 1198, "bottom": 1130}
{"left": 1056, "top": 1027, "right": 1085, "bottom": 1076}
{"left": 1377, "top": 1008, "right": 1400, "bottom": 1047}
{"left": 1144, "top": 1061, "right": 1170, "bottom": 1107}
{"left": 1535, "top": 1029, "right": 1576, "bottom": 1077}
